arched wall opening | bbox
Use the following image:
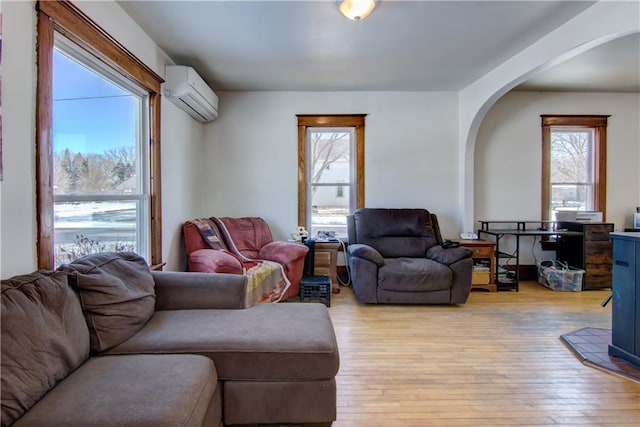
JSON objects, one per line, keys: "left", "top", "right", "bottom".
{"left": 458, "top": 0, "right": 640, "bottom": 232}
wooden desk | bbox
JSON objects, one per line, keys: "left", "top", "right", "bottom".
{"left": 459, "top": 239, "right": 496, "bottom": 292}
{"left": 477, "top": 220, "right": 583, "bottom": 291}
{"left": 557, "top": 222, "right": 613, "bottom": 290}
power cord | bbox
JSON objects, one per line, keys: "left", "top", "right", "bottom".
{"left": 337, "top": 238, "right": 351, "bottom": 286}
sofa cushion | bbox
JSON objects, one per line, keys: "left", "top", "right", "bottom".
{"left": 105, "top": 303, "right": 339, "bottom": 382}
{"left": 1, "top": 271, "right": 89, "bottom": 426}
{"left": 379, "top": 258, "right": 451, "bottom": 292}
{"left": 12, "top": 355, "right": 220, "bottom": 427}
{"left": 59, "top": 252, "right": 156, "bottom": 353}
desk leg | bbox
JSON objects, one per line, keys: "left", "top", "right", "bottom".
{"left": 480, "top": 230, "right": 501, "bottom": 286}
{"left": 495, "top": 235, "right": 500, "bottom": 286}
{"left": 515, "top": 235, "right": 520, "bottom": 292}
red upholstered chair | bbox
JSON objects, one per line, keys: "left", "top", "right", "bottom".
{"left": 183, "top": 217, "right": 308, "bottom": 301}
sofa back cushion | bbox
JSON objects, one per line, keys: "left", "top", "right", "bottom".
{"left": 217, "top": 217, "right": 273, "bottom": 259}
{"left": 349, "top": 208, "right": 438, "bottom": 258}
{"left": 59, "top": 252, "right": 156, "bottom": 353}
{"left": 1, "top": 271, "right": 90, "bottom": 426}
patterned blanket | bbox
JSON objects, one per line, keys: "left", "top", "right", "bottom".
{"left": 191, "top": 218, "right": 290, "bottom": 305}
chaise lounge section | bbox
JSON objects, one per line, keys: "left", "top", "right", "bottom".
{"left": 1, "top": 252, "right": 339, "bottom": 426}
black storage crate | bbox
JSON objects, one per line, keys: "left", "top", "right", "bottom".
{"left": 299, "top": 275, "right": 331, "bottom": 307}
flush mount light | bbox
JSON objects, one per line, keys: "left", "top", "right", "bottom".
{"left": 336, "top": 0, "right": 377, "bottom": 21}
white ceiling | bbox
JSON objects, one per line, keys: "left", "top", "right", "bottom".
{"left": 118, "top": 1, "right": 639, "bottom": 93}
{"left": 515, "top": 32, "right": 640, "bottom": 92}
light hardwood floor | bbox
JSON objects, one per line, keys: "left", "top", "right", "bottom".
{"left": 327, "top": 282, "right": 640, "bottom": 426}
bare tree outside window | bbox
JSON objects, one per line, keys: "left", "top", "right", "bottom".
{"left": 309, "top": 129, "right": 352, "bottom": 236}
{"left": 54, "top": 146, "right": 136, "bottom": 194}
{"left": 310, "top": 131, "right": 349, "bottom": 194}
{"left": 550, "top": 129, "right": 594, "bottom": 214}
{"left": 550, "top": 131, "right": 590, "bottom": 183}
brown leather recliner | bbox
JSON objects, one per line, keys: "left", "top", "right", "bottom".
{"left": 183, "top": 217, "right": 308, "bottom": 301}
{"left": 347, "top": 208, "right": 473, "bottom": 304}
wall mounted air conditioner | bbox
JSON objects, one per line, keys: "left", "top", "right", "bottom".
{"left": 164, "top": 65, "right": 218, "bottom": 122}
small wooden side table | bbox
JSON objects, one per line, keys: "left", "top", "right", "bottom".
{"left": 313, "top": 241, "right": 341, "bottom": 293}
{"left": 458, "top": 239, "right": 496, "bottom": 292}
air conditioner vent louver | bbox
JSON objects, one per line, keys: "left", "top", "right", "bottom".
{"left": 164, "top": 65, "right": 218, "bottom": 122}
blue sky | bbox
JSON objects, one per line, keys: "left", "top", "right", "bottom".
{"left": 53, "top": 49, "right": 137, "bottom": 155}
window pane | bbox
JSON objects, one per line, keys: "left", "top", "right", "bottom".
{"left": 308, "top": 128, "right": 353, "bottom": 237}
{"left": 53, "top": 49, "right": 140, "bottom": 197}
{"left": 52, "top": 38, "right": 149, "bottom": 265}
{"left": 551, "top": 183, "right": 593, "bottom": 215}
{"left": 310, "top": 187, "right": 349, "bottom": 237}
{"left": 550, "top": 129, "right": 593, "bottom": 184}
{"left": 310, "top": 129, "right": 351, "bottom": 184}
{"left": 54, "top": 200, "right": 137, "bottom": 267}
{"left": 541, "top": 116, "right": 607, "bottom": 223}
{"left": 298, "top": 115, "right": 364, "bottom": 237}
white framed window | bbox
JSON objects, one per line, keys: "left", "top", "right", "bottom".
{"left": 549, "top": 127, "right": 594, "bottom": 218}
{"left": 52, "top": 36, "right": 150, "bottom": 266}
{"left": 36, "top": 1, "right": 163, "bottom": 269}
{"left": 307, "top": 127, "right": 354, "bottom": 236}
{"left": 297, "top": 114, "right": 365, "bottom": 238}
{"left": 541, "top": 115, "right": 608, "bottom": 222}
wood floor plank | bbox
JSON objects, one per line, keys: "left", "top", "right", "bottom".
{"left": 327, "top": 282, "right": 640, "bottom": 426}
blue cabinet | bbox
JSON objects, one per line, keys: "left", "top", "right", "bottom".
{"left": 609, "top": 232, "right": 640, "bottom": 367}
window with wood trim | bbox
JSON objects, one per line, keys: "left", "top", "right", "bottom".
{"left": 297, "top": 114, "right": 365, "bottom": 237}
{"left": 36, "top": 1, "right": 163, "bottom": 268}
{"left": 541, "top": 115, "right": 609, "bottom": 222}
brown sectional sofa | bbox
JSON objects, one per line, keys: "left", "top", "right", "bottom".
{"left": 1, "top": 252, "right": 339, "bottom": 426}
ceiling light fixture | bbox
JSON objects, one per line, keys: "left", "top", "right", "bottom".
{"left": 336, "top": 0, "right": 377, "bottom": 21}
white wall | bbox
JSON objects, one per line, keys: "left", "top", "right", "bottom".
{"left": 1, "top": 1, "right": 37, "bottom": 276}
{"left": 475, "top": 91, "right": 640, "bottom": 263}
{"left": 0, "top": 0, "right": 204, "bottom": 277}
{"left": 160, "top": 102, "right": 205, "bottom": 271}
{"left": 203, "top": 91, "right": 462, "bottom": 240}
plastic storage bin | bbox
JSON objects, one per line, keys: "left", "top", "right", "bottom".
{"left": 537, "top": 260, "right": 584, "bottom": 292}
{"left": 299, "top": 275, "right": 331, "bottom": 306}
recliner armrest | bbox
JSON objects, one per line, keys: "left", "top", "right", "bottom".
{"left": 188, "top": 249, "right": 243, "bottom": 274}
{"left": 153, "top": 271, "right": 248, "bottom": 310}
{"left": 260, "top": 241, "right": 309, "bottom": 264}
{"left": 426, "top": 245, "right": 473, "bottom": 266}
{"left": 347, "top": 244, "right": 385, "bottom": 266}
